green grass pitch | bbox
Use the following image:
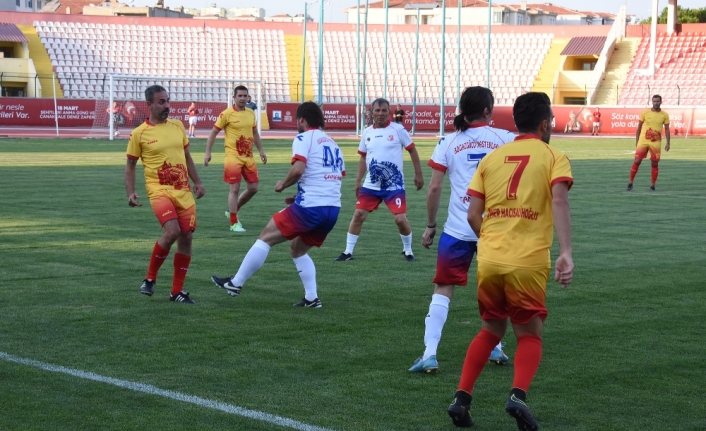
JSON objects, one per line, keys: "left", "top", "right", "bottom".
{"left": 1, "top": 136, "right": 705, "bottom": 430}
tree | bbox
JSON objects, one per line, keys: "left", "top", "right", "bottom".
{"left": 640, "top": 6, "right": 706, "bottom": 24}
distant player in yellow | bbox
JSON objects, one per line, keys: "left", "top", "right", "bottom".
{"left": 124, "top": 85, "right": 206, "bottom": 304}
{"left": 204, "top": 85, "right": 267, "bottom": 232}
{"left": 628, "top": 94, "right": 670, "bottom": 191}
{"left": 447, "top": 92, "right": 574, "bottom": 431}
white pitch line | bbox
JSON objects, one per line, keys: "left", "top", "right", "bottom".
{"left": 0, "top": 351, "right": 337, "bottom": 431}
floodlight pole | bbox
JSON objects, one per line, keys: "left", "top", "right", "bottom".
{"left": 317, "top": 0, "right": 325, "bottom": 104}
{"left": 362, "top": 0, "right": 369, "bottom": 125}
{"left": 412, "top": 7, "right": 420, "bottom": 135}
{"left": 439, "top": 0, "right": 446, "bottom": 136}
{"left": 383, "top": 0, "right": 389, "bottom": 99}
{"left": 457, "top": 0, "right": 461, "bottom": 105}
{"left": 487, "top": 0, "right": 492, "bottom": 88}
{"left": 301, "top": 2, "right": 315, "bottom": 102}
{"left": 356, "top": 0, "right": 361, "bottom": 134}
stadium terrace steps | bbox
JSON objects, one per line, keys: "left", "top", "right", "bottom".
{"left": 18, "top": 24, "right": 64, "bottom": 99}
{"left": 594, "top": 38, "right": 641, "bottom": 105}
{"left": 283, "top": 34, "right": 314, "bottom": 103}
{"left": 531, "top": 37, "right": 570, "bottom": 103}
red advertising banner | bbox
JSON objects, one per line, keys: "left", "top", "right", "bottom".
{"left": 268, "top": 103, "right": 706, "bottom": 136}
{"left": 0, "top": 98, "right": 228, "bottom": 129}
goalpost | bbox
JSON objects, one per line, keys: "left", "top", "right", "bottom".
{"left": 90, "top": 75, "right": 263, "bottom": 140}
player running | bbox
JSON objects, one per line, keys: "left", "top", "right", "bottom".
{"left": 211, "top": 102, "right": 345, "bottom": 308}
{"left": 409, "top": 87, "right": 514, "bottom": 374}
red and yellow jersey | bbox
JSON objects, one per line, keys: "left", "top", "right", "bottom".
{"left": 214, "top": 106, "right": 257, "bottom": 158}
{"left": 468, "top": 135, "right": 573, "bottom": 269}
{"left": 638, "top": 109, "right": 669, "bottom": 146}
{"left": 126, "top": 119, "right": 191, "bottom": 195}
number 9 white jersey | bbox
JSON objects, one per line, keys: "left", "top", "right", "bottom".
{"left": 292, "top": 129, "right": 346, "bottom": 208}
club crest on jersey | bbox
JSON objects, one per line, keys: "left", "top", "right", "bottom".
{"left": 388, "top": 135, "right": 394, "bottom": 141}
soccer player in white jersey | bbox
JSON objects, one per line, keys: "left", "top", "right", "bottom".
{"left": 211, "top": 102, "right": 345, "bottom": 307}
{"left": 409, "top": 87, "right": 515, "bottom": 373}
{"left": 334, "top": 97, "right": 424, "bottom": 262}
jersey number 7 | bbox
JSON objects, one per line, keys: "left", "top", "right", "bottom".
{"left": 504, "top": 155, "right": 530, "bottom": 200}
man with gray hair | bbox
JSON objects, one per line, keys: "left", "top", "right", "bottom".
{"left": 334, "top": 97, "right": 424, "bottom": 262}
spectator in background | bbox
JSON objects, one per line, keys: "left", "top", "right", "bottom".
{"left": 394, "top": 103, "right": 405, "bottom": 125}
{"left": 188, "top": 102, "right": 198, "bottom": 138}
{"left": 365, "top": 108, "right": 373, "bottom": 127}
{"left": 591, "top": 107, "right": 601, "bottom": 136}
{"left": 246, "top": 95, "right": 258, "bottom": 111}
{"left": 107, "top": 101, "right": 122, "bottom": 137}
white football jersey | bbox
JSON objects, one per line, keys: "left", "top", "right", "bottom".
{"left": 292, "top": 129, "right": 346, "bottom": 208}
{"left": 428, "top": 124, "right": 515, "bottom": 241}
{"left": 358, "top": 122, "right": 414, "bottom": 191}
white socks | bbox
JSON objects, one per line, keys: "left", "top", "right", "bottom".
{"left": 293, "top": 254, "right": 318, "bottom": 301}
{"left": 232, "top": 239, "right": 270, "bottom": 287}
{"left": 423, "top": 293, "right": 450, "bottom": 360}
{"left": 401, "top": 233, "right": 413, "bottom": 254}
{"left": 344, "top": 232, "right": 359, "bottom": 255}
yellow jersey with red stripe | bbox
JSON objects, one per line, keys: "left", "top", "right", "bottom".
{"left": 126, "top": 119, "right": 191, "bottom": 196}
{"left": 638, "top": 109, "right": 669, "bottom": 147}
{"left": 214, "top": 106, "right": 257, "bottom": 158}
{"left": 468, "top": 134, "right": 573, "bottom": 269}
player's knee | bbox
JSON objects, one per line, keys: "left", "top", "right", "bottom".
{"left": 353, "top": 209, "right": 368, "bottom": 223}
{"left": 247, "top": 182, "right": 259, "bottom": 194}
{"left": 633, "top": 158, "right": 643, "bottom": 165}
{"left": 161, "top": 222, "right": 181, "bottom": 244}
{"left": 393, "top": 214, "right": 408, "bottom": 226}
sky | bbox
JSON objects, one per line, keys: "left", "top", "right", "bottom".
{"left": 133, "top": 0, "right": 705, "bottom": 23}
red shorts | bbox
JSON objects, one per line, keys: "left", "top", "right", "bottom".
{"left": 149, "top": 190, "right": 197, "bottom": 232}
{"left": 356, "top": 187, "right": 407, "bottom": 214}
{"left": 635, "top": 144, "right": 661, "bottom": 162}
{"left": 476, "top": 261, "right": 549, "bottom": 325}
{"left": 272, "top": 204, "right": 340, "bottom": 247}
{"left": 224, "top": 154, "right": 259, "bottom": 184}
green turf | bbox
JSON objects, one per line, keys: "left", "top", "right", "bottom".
{"left": 1, "top": 136, "right": 705, "bottom": 431}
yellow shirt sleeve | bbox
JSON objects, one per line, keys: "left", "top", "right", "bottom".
{"left": 550, "top": 152, "right": 574, "bottom": 190}
{"left": 126, "top": 128, "right": 141, "bottom": 160}
{"left": 468, "top": 159, "right": 486, "bottom": 198}
{"left": 639, "top": 110, "right": 646, "bottom": 123}
{"left": 214, "top": 110, "right": 229, "bottom": 130}
{"left": 663, "top": 111, "right": 670, "bottom": 125}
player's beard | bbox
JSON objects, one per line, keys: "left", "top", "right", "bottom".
{"left": 159, "top": 109, "right": 169, "bottom": 120}
{"left": 297, "top": 122, "right": 304, "bottom": 133}
{"left": 542, "top": 128, "right": 551, "bottom": 145}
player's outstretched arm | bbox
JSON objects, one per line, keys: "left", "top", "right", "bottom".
{"left": 422, "top": 169, "right": 445, "bottom": 248}
{"left": 551, "top": 181, "right": 573, "bottom": 288}
{"left": 184, "top": 147, "right": 205, "bottom": 199}
{"left": 203, "top": 127, "right": 220, "bottom": 166}
{"left": 124, "top": 158, "right": 141, "bottom": 207}
{"left": 408, "top": 147, "right": 425, "bottom": 190}
{"left": 275, "top": 160, "right": 306, "bottom": 192}
{"left": 253, "top": 128, "right": 267, "bottom": 164}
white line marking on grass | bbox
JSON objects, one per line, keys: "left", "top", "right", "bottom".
{"left": 0, "top": 351, "right": 337, "bottom": 431}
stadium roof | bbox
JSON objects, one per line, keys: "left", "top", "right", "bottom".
{"left": 0, "top": 23, "right": 28, "bottom": 43}
{"left": 561, "top": 36, "right": 606, "bottom": 56}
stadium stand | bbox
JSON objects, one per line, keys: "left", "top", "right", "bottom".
{"left": 33, "top": 20, "right": 292, "bottom": 102}
{"left": 306, "top": 30, "right": 552, "bottom": 105}
{"left": 620, "top": 31, "right": 706, "bottom": 106}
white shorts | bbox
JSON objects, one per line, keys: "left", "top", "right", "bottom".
{"left": 189, "top": 116, "right": 197, "bottom": 126}
{"left": 593, "top": 122, "right": 600, "bottom": 127}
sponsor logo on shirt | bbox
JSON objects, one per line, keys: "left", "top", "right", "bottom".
{"left": 147, "top": 139, "right": 158, "bottom": 145}
{"left": 388, "top": 135, "right": 394, "bottom": 141}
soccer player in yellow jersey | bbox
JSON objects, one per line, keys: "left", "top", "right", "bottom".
{"left": 125, "top": 85, "right": 206, "bottom": 305}
{"left": 628, "top": 94, "right": 670, "bottom": 191}
{"left": 447, "top": 92, "right": 574, "bottom": 431}
{"left": 204, "top": 85, "right": 267, "bottom": 232}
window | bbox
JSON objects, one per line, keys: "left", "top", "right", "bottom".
{"left": 493, "top": 11, "right": 502, "bottom": 23}
{"left": 16, "top": 0, "right": 19, "bottom": 6}
{"left": 550, "top": 18, "right": 555, "bottom": 25}
{"left": 26, "top": 0, "right": 31, "bottom": 7}
{"left": 397, "top": 15, "right": 405, "bottom": 24}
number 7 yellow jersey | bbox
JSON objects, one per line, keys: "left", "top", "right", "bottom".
{"left": 467, "top": 134, "right": 573, "bottom": 269}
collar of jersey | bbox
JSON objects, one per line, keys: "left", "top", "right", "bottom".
{"left": 373, "top": 121, "right": 391, "bottom": 129}
{"left": 146, "top": 119, "right": 168, "bottom": 126}
{"left": 466, "top": 122, "right": 488, "bottom": 129}
{"left": 515, "top": 133, "right": 542, "bottom": 141}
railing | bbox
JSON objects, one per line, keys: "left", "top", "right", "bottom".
{"left": 586, "top": 5, "right": 626, "bottom": 105}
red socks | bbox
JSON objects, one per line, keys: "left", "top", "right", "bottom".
{"left": 229, "top": 212, "right": 238, "bottom": 226}
{"left": 651, "top": 165, "right": 658, "bottom": 185}
{"left": 629, "top": 162, "right": 640, "bottom": 183}
{"left": 146, "top": 242, "right": 170, "bottom": 281}
{"left": 457, "top": 329, "right": 501, "bottom": 394}
{"left": 512, "top": 334, "right": 543, "bottom": 392}
{"left": 172, "top": 253, "right": 191, "bottom": 295}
